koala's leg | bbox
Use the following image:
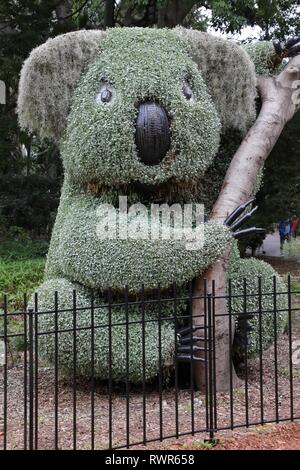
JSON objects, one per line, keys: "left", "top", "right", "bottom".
{"left": 228, "top": 250, "right": 287, "bottom": 361}
{"left": 30, "top": 278, "right": 176, "bottom": 383}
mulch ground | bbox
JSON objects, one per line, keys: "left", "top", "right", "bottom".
{"left": 213, "top": 422, "right": 300, "bottom": 450}
{"left": 1, "top": 256, "right": 300, "bottom": 451}
{"left": 1, "top": 329, "right": 300, "bottom": 450}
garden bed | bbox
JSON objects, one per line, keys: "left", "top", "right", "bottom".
{"left": 1, "top": 330, "right": 300, "bottom": 450}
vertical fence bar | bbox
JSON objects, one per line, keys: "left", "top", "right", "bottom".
{"left": 243, "top": 278, "right": 249, "bottom": 427}
{"left": 258, "top": 277, "right": 264, "bottom": 425}
{"left": 90, "top": 290, "right": 95, "bottom": 450}
{"left": 203, "top": 280, "right": 209, "bottom": 430}
{"left": 212, "top": 281, "right": 217, "bottom": 431}
{"left": 141, "top": 285, "right": 147, "bottom": 445}
{"left": 158, "top": 284, "right": 163, "bottom": 442}
{"left": 189, "top": 281, "right": 195, "bottom": 435}
{"left": 34, "top": 293, "right": 38, "bottom": 450}
{"left": 273, "top": 276, "right": 279, "bottom": 423}
{"left": 228, "top": 280, "right": 234, "bottom": 429}
{"left": 23, "top": 293, "right": 28, "bottom": 450}
{"left": 72, "top": 290, "right": 77, "bottom": 450}
{"left": 3, "top": 295, "right": 8, "bottom": 450}
{"left": 288, "top": 275, "right": 294, "bottom": 422}
{"left": 173, "top": 283, "right": 179, "bottom": 439}
{"left": 125, "top": 286, "right": 130, "bottom": 448}
{"left": 28, "top": 308, "right": 34, "bottom": 451}
{"left": 54, "top": 291, "right": 59, "bottom": 450}
{"left": 207, "top": 292, "right": 214, "bottom": 440}
{"left": 108, "top": 288, "right": 113, "bottom": 449}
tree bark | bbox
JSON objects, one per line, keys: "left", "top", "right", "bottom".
{"left": 105, "top": 0, "right": 115, "bottom": 28}
{"left": 157, "top": 0, "right": 197, "bottom": 27}
{"left": 193, "top": 55, "right": 300, "bottom": 392}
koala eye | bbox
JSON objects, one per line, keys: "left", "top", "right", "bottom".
{"left": 96, "top": 85, "right": 113, "bottom": 104}
{"left": 100, "top": 87, "right": 112, "bottom": 103}
{"left": 182, "top": 83, "right": 193, "bottom": 100}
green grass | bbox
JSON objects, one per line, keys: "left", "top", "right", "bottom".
{"left": 0, "top": 239, "right": 48, "bottom": 355}
{"left": 0, "top": 239, "right": 48, "bottom": 308}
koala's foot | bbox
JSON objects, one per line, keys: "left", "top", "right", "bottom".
{"left": 176, "top": 325, "right": 206, "bottom": 363}
{"left": 30, "top": 278, "right": 176, "bottom": 384}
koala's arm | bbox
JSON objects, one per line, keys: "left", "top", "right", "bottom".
{"left": 44, "top": 189, "right": 233, "bottom": 292}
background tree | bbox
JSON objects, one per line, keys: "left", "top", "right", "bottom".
{"left": 1, "top": 0, "right": 300, "bottom": 237}
{"left": 0, "top": 1, "right": 77, "bottom": 235}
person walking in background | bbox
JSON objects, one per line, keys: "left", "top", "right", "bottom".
{"left": 285, "top": 219, "right": 291, "bottom": 242}
{"left": 279, "top": 220, "right": 286, "bottom": 250}
{"left": 292, "top": 215, "right": 298, "bottom": 238}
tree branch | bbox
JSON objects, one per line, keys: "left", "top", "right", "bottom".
{"left": 192, "top": 54, "right": 300, "bottom": 392}
{"left": 212, "top": 56, "right": 300, "bottom": 222}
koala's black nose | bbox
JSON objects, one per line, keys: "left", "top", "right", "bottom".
{"left": 135, "top": 102, "right": 171, "bottom": 166}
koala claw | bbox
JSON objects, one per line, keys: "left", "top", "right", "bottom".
{"left": 224, "top": 200, "right": 266, "bottom": 240}
{"left": 273, "top": 36, "right": 300, "bottom": 58}
{"left": 176, "top": 325, "right": 207, "bottom": 362}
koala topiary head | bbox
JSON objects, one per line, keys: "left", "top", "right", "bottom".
{"left": 18, "top": 28, "right": 257, "bottom": 190}
{"left": 63, "top": 28, "right": 222, "bottom": 187}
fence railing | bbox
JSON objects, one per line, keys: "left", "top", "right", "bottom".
{"left": 0, "top": 276, "right": 300, "bottom": 450}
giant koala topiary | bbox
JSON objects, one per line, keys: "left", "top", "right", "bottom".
{"left": 18, "top": 27, "right": 287, "bottom": 383}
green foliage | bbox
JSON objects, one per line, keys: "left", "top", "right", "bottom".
{"left": 208, "top": 0, "right": 300, "bottom": 39}
{"left": 0, "top": 239, "right": 49, "bottom": 261}
{"left": 0, "top": 316, "right": 25, "bottom": 353}
{"left": 244, "top": 41, "right": 283, "bottom": 76}
{"left": 253, "top": 111, "right": 300, "bottom": 230}
{"left": 0, "top": 0, "right": 77, "bottom": 176}
{"left": 30, "top": 278, "right": 177, "bottom": 383}
{"left": 17, "top": 25, "right": 289, "bottom": 383}
{"left": 0, "top": 240, "right": 47, "bottom": 306}
{"left": 46, "top": 189, "right": 231, "bottom": 292}
{"left": 282, "top": 239, "right": 300, "bottom": 260}
{"left": 177, "top": 28, "right": 257, "bottom": 134}
{"left": 61, "top": 28, "right": 220, "bottom": 185}
{"left": 18, "top": 30, "right": 106, "bottom": 142}
{"left": 0, "top": 174, "right": 61, "bottom": 236}
{"left": 228, "top": 243, "right": 287, "bottom": 356}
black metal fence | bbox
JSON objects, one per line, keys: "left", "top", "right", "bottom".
{"left": 1, "top": 276, "right": 300, "bottom": 450}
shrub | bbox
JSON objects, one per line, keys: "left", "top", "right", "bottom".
{"left": 30, "top": 279, "right": 179, "bottom": 383}
{"left": 228, "top": 243, "right": 287, "bottom": 357}
{"left": 0, "top": 239, "right": 48, "bottom": 307}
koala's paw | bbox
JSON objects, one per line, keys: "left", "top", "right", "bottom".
{"left": 273, "top": 37, "right": 300, "bottom": 58}
{"left": 176, "top": 325, "right": 206, "bottom": 363}
{"left": 224, "top": 199, "right": 265, "bottom": 240}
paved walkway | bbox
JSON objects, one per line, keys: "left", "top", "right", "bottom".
{"left": 258, "top": 232, "right": 300, "bottom": 260}
{"left": 259, "top": 233, "right": 282, "bottom": 257}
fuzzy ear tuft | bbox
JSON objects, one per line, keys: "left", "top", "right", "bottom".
{"left": 176, "top": 28, "right": 257, "bottom": 135}
{"left": 18, "top": 30, "right": 106, "bottom": 142}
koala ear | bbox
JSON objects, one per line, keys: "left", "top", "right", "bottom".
{"left": 18, "top": 30, "right": 106, "bottom": 142}
{"left": 176, "top": 28, "right": 257, "bottom": 135}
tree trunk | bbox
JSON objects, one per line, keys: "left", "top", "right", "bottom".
{"left": 157, "top": 0, "right": 196, "bottom": 27}
{"left": 193, "top": 56, "right": 300, "bottom": 392}
{"left": 105, "top": 0, "right": 115, "bottom": 28}
{"left": 117, "top": 0, "right": 197, "bottom": 27}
